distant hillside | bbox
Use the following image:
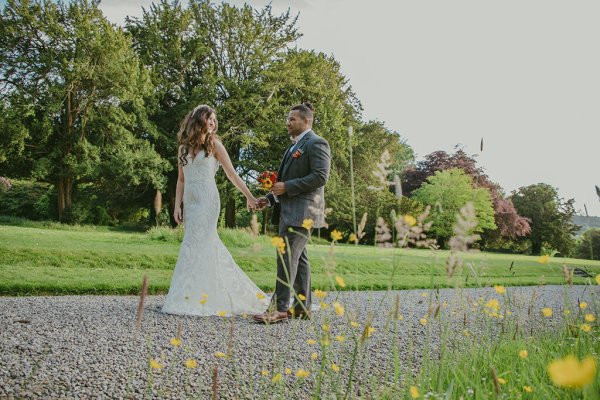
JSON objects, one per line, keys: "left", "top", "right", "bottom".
{"left": 573, "top": 215, "right": 600, "bottom": 235}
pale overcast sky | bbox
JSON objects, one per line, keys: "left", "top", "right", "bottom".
{"left": 7, "top": 0, "right": 600, "bottom": 216}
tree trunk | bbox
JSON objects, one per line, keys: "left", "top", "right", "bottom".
{"left": 57, "top": 176, "right": 73, "bottom": 222}
{"left": 167, "top": 173, "right": 178, "bottom": 227}
{"left": 223, "top": 141, "right": 241, "bottom": 229}
{"left": 261, "top": 208, "right": 269, "bottom": 234}
{"left": 531, "top": 240, "right": 542, "bottom": 255}
{"left": 225, "top": 197, "right": 236, "bottom": 228}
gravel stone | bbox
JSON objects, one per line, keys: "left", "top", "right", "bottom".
{"left": 0, "top": 285, "right": 596, "bottom": 399}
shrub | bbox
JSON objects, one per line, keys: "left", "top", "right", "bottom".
{"left": 574, "top": 228, "right": 600, "bottom": 260}
{"left": 0, "top": 179, "right": 56, "bottom": 220}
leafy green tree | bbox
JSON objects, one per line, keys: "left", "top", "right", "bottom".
{"left": 0, "top": 102, "right": 28, "bottom": 164}
{"left": 510, "top": 183, "right": 578, "bottom": 255}
{"left": 128, "top": 0, "right": 303, "bottom": 227}
{"left": 574, "top": 228, "right": 600, "bottom": 261}
{"left": 192, "top": 0, "right": 301, "bottom": 227}
{"left": 0, "top": 0, "right": 169, "bottom": 221}
{"left": 412, "top": 168, "right": 496, "bottom": 247}
{"left": 126, "top": 0, "right": 216, "bottom": 224}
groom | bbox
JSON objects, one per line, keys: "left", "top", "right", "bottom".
{"left": 253, "top": 102, "right": 331, "bottom": 323}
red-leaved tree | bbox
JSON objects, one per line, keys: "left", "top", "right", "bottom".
{"left": 402, "top": 148, "right": 531, "bottom": 244}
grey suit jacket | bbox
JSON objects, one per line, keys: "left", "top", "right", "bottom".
{"left": 267, "top": 130, "right": 331, "bottom": 228}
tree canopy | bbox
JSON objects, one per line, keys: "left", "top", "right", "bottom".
{"left": 412, "top": 168, "right": 496, "bottom": 247}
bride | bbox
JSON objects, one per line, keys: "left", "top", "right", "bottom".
{"left": 162, "top": 105, "right": 269, "bottom": 316}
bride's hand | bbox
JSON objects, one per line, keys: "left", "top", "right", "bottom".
{"left": 174, "top": 206, "right": 183, "bottom": 224}
{"left": 246, "top": 196, "right": 257, "bottom": 211}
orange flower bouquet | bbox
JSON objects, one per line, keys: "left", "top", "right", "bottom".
{"left": 258, "top": 170, "right": 278, "bottom": 191}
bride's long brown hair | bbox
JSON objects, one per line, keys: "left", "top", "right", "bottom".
{"left": 177, "top": 105, "right": 218, "bottom": 166}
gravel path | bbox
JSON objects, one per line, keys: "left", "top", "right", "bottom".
{"left": 1, "top": 285, "right": 597, "bottom": 399}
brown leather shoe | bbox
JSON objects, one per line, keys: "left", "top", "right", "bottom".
{"left": 288, "top": 309, "right": 311, "bottom": 320}
{"left": 253, "top": 310, "right": 289, "bottom": 324}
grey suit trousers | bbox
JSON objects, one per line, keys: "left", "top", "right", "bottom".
{"left": 270, "top": 222, "right": 312, "bottom": 312}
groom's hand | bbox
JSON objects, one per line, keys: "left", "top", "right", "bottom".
{"left": 272, "top": 182, "right": 286, "bottom": 196}
{"left": 255, "top": 197, "right": 269, "bottom": 211}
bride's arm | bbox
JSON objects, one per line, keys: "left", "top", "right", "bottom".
{"left": 173, "top": 146, "right": 185, "bottom": 224}
{"left": 213, "top": 140, "right": 256, "bottom": 210}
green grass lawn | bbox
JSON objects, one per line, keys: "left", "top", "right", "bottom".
{"left": 1, "top": 222, "right": 599, "bottom": 295}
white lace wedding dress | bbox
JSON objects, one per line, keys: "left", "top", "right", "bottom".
{"left": 162, "top": 151, "right": 269, "bottom": 316}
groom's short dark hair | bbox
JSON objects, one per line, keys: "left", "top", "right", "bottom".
{"left": 291, "top": 102, "right": 314, "bottom": 121}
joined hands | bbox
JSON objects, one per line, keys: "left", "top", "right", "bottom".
{"left": 253, "top": 196, "right": 269, "bottom": 211}
{"left": 246, "top": 196, "right": 270, "bottom": 212}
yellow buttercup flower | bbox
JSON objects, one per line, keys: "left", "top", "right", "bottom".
{"left": 485, "top": 299, "right": 500, "bottom": 312}
{"left": 335, "top": 276, "right": 346, "bottom": 288}
{"left": 523, "top": 386, "right": 533, "bottom": 393}
{"left": 199, "top": 299, "right": 207, "bottom": 305}
{"left": 366, "top": 326, "right": 376, "bottom": 337}
{"left": 271, "top": 373, "right": 282, "bottom": 383}
{"left": 271, "top": 236, "right": 286, "bottom": 254}
{"left": 585, "top": 314, "right": 596, "bottom": 322}
{"left": 538, "top": 255, "right": 550, "bottom": 264}
{"left": 404, "top": 215, "right": 417, "bottom": 227}
{"left": 307, "top": 339, "right": 317, "bottom": 345}
{"left": 497, "top": 378, "right": 507, "bottom": 384}
{"left": 170, "top": 338, "right": 182, "bottom": 347}
{"left": 261, "top": 370, "right": 269, "bottom": 376}
{"left": 214, "top": 352, "right": 226, "bottom": 358}
{"left": 320, "top": 302, "right": 329, "bottom": 309}
{"left": 310, "top": 352, "right": 318, "bottom": 360}
{"left": 322, "top": 324, "right": 331, "bottom": 332}
{"left": 494, "top": 285, "right": 506, "bottom": 294}
{"left": 349, "top": 233, "right": 358, "bottom": 243}
{"left": 542, "top": 308, "right": 553, "bottom": 317}
{"left": 335, "top": 335, "right": 345, "bottom": 342}
{"left": 351, "top": 321, "right": 359, "bottom": 328}
{"left": 256, "top": 293, "right": 265, "bottom": 300}
{"left": 333, "top": 302, "right": 345, "bottom": 316}
{"left": 217, "top": 311, "right": 227, "bottom": 317}
{"left": 419, "top": 318, "right": 428, "bottom": 326}
{"left": 520, "top": 350, "right": 528, "bottom": 359}
{"left": 421, "top": 292, "right": 427, "bottom": 298}
{"left": 579, "top": 302, "right": 588, "bottom": 309}
{"left": 285, "top": 368, "right": 292, "bottom": 375}
{"left": 548, "top": 355, "right": 597, "bottom": 388}
{"left": 330, "top": 230, "right": 343, "bottom": 241}
{"left": 580, "top": 324, "right": 592, "bottom": 333}
{"left": 149, "top": 359, "right": 163, "bottom": 370}
{"left": 295, "top": 369, "right": 310, "bottom": 378}
{"left": 184, "top": 359, "right": 198, "bottom": 369}
{"left": 302, "top": 219, "right": 314, "bottom": 230}
{"left": 331, "top": 363, "right": 340, "bottom": 372}
{"left": 409, "top": 385, "right": 420, "bottom": 399}
{"left": 315, "top": 289, "right": 328, "bottom": 299}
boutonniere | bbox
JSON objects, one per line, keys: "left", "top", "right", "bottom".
{"left": 292, "top": 149, "right": 304, "bottom": 158}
